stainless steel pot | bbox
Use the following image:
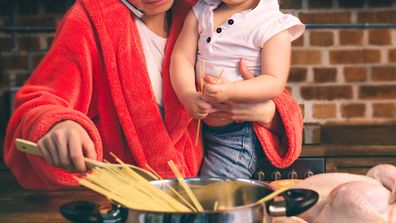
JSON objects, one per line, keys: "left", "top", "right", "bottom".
{"left": 60, "top": 178, "right": 318, "bottom": 223}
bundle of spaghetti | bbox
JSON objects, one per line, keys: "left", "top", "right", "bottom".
{"left": 76, "top": 157, "right": 194, "bottom": 212}
{"left": 168, "top": 160, "right": 204, "bottom": 211}
{"left": 145, "top": 164, "right": 198, "bottom": 212}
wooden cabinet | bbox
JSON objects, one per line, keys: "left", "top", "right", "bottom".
{"left": 301, "top": 124, "right": 396, "bottom": 175}
{"left": 325, "top": 157, "right": 396, "bottom": 175}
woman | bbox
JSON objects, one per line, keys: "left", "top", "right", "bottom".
{"left": 4, "top": 0, "right": 303, "bottom": 189}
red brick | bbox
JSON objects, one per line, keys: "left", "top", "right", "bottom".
{"left": 373, "top": 103, "right": 396, "bottom": 118}
{"left": 389, "top": 49, "right": 396, "bottom": 62}
{"left": 359, "top": 85, "right": 396, "bottom": 99}
{"left": 299, "top": 12, "right": 351, "bottom": 24}
{"left": 279, "top": 0, "right": 303, "bottom": 9}
{"left": 310, "top": 31, "right": 334, "bottom": 46}
{"left": 15, "top": 72, "right": 31, "bottom": 86}
{"left": 301, "top": 86, "right": 353, "bottom": 100}
{"left": 299, "top": 104, "right": 305, "bottom": 118}
{"left": 339, "top": 30, "right": 364, "bottom": 46}
{"left": 344, "top": 67, "right": 367, "bottom": 82}
{"left": 313, "top": 68, "right": 337, "bottom": 83}
{"left": 330, "top": 49, "right": 381, "bottom": 64}
{"left": 372, "top": 66, "right": 396, "bottom": 81}
{"left": 0, "top": 54, "right": 29, "bottom": 70}
{"left": 292, "top": 50, "right": 322, "bottom": 65}
{"left": 369, "top": 30, "right": 392, "bottom": 46}
{"left": 308, "top": 0, "right": 332, "bottom": 8}
{"left": 18, "top": 36, "right": 42, "bottom": 51}
{"left": 0, "top": 36, "right": 14, "bottom": 52}
{"left": 358, "top": 10, "right": 396, "bottom": 23}
{"left": 32, "top": 53, "right": 47, "bottom": 69}
{"left": 341, "top": 103, "right": 366, "bottom": 118}
{"left": 47, "top": 36, "right": 55, "bottom": 49}
{"left": 292, "top": 35, "right": 304, "bottom": 47}
{"left": 313, "top": 104, "right": 336, "bottom": 118}
{"left": 285, "top": 86, "right": 293, "bottom": 94}
{"left": 0, "top": 68, "right": 10, "bottom": 84}
{"left": 288, "top": 68, "right": 307, "bottom": 82}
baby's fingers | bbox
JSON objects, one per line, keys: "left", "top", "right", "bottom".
{"left": 204, "top": 84, "right": 219, "bottom": 94}
{"left": 197, "top": 99, "right": 212, "bottom": 113}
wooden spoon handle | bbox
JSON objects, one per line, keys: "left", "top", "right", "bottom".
{"left": 15, "top": 138, "right": 44, "bottom": 157}
{"left": 15, "top": 138, "right": 157, "bottom": 180}
{"left": 15, "top": 138, "right": 109, "bottom": 170}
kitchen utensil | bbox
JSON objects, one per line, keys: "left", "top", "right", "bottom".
{"left": 60, "top": 178, "right": 319, "bottom": 223}
{"left": 14, "top": 138, "right": 157, "bottom": 180}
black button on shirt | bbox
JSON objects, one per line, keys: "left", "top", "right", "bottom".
{"left": 207, "top": 37, "right": 211, "bottom": 43}
{"left": 228, "top": 19, "right": 234, "bottom": 25}
{"left": 216, "top": 28, "right": 222, "bottom": 33}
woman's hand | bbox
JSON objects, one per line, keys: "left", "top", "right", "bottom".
{"left": 210, "top": 59, "right": 283, "bottom": 134}
{"left": 37, "top": 120, "right": 96, "bottom": 172}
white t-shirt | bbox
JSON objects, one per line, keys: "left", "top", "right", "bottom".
{"left": 135, "top": 17, "right": 166, "bottom": 106}
{"left": 193, "top": 0, "right": 305, "bottom": 82}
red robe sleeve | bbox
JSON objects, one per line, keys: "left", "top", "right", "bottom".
{"left": 253, "top": 89, "right": 303, "bottom": 168}
{"left": 3, "top": 12, "right": 103, "bottom": 189}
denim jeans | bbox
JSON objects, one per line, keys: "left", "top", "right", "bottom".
{"left": 199, "top": 122, "right": 265, "bottom": 179}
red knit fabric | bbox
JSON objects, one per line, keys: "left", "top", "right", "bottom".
{"left": 3, "top": 0, "right": 302, "bottom": 189}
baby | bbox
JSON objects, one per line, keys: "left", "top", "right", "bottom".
{"left": 170, "top": 0, "right": 304, "bottom": 178}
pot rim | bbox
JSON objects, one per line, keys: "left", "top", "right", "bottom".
{"left": 122, "top": 177, "right": 275, "bottom": 214}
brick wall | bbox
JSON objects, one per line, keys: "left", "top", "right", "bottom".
{"left": 280, "top": 0, "right": 396, "bottom": 124}
{"left": 0, "top": 0, "right": 73, "bottom": 149}
{"left": 0, "top": 0, "right": 72, "bottom": 90}
{"left": 0, "top": 0, "right": 395, "bottom": 127}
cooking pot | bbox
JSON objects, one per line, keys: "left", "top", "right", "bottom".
{"left": 60, "top": 178, "right": 318, "bottom": 223}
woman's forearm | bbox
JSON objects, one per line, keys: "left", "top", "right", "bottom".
{"left": 256, "top": 101, "right": 285, "bottom": 137}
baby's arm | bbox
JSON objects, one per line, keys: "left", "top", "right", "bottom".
{"left": 170, "top": 11, "right": 211, "bottom": 119}
{"left": 204, "top": 30, "right": 291, "bottom": 103}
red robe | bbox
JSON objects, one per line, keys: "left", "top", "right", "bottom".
{"left": 4, "top": 0, "right": 303, "bottom": 189}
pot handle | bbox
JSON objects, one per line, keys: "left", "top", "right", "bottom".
{"left": 59, "top": 200, "right": 128, "bottom": 223}
{"left": 268, "top": 189, "right": 319, "bottom": 217}
{"left": 284, "top": 189, "right": 318, "bottom": 216}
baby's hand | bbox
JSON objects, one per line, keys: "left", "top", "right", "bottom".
{"left": 203, "top": 79, "right": 235, "bottom": 103}
{"left": 182, "top": 91, "right": 212, "bottom": 119}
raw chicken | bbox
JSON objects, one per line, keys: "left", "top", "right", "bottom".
{"left": 280, "top": 164, "right": 396, "bottom": 223}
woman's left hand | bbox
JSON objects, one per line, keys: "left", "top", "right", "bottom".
{"left": 210, "top": 98, "right": 277, "bottom": 127}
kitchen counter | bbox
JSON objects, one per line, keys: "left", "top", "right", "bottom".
{"left": 0, "top": 169, "right": 292, "bottom": 223}
{"left": 1, "top": 124, "right": 394, "bottom": 222}
{"left": 0, "top": 170, "right": 108, "bottom": 223}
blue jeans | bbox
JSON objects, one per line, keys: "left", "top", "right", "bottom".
{"left": 199, "top": 122, "right": 265, "bottom": 179}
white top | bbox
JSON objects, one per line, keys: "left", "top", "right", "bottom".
{"left": 193, "top": 0, "right": 305, "bottom": 82}
{"left": 135, "top": 17, "right": 166, "bottom": 106}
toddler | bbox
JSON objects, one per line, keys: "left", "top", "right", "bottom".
{"left": 170, "top": 0, "right": 304, "bottom": 178}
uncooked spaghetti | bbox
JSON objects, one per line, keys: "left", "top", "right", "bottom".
{"left": 76, "top": 155, "right": 202, "bottom": 212}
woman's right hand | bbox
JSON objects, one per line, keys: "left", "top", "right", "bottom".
{"left": 37, "top": 120, "right": 96, "bottom": 172}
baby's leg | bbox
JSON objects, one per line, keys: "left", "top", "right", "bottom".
{"left": 199, "top": 122, "right": 263, "bottom": 179}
